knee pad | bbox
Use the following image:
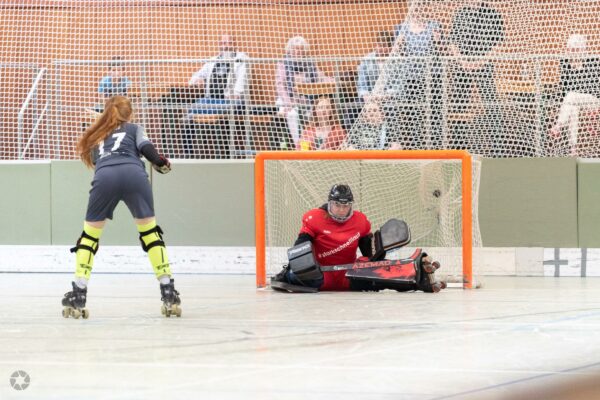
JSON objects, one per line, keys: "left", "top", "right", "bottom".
{"left": 70, "top": 231, "right": 100, "bottom": 255}
{"left": 139, "top": 225, "right": 166, "bottom": 252}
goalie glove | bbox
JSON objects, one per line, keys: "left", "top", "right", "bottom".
{"left": 152, "top": 156, "right": 171, "bottom": 174}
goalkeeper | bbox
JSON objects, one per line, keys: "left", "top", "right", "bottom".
{"left": 271, "top": 184, "right": 445, "bottom": 293}
{"left": 61, "top": 95, "right": 181, "bottom": 319}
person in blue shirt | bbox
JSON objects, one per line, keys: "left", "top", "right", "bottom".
{"left": 356, "top": 31, "right": 394, "bottom": 103}
{"left": 98, "top": 56, "right": 132, "bottom": 104}
{"left": 388, "top": 1, "right": 444, "bottom": 150}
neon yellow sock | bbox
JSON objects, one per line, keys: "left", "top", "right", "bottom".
{"left": 137, "top": 220, "right": 171, "bottom": 279}
{"left": 74, "top": 222, "right": 103, "bottom": 280}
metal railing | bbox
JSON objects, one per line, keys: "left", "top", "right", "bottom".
{"left": 8, "top": 54, "right": 584, "bottom": 159}
{"left": 18, "top": 67, "right": 48, "bottom": 159}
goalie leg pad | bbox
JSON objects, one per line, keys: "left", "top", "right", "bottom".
{"left": 347, "top": 248, "right": 446, "bottom": 293}
{"left": 346, "top": 256, "right": 418, "bottom": 292}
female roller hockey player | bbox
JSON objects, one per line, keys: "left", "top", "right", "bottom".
{"left": 271, "top": 184, "right": 445, "bottom": 293}
{"left": 61, "top": 95, "right": 181, "bottom": 319}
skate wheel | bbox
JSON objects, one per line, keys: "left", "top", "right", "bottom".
{"left": 432, "top": 261, "right": 441, "bottom": 270}
{"left": 432, "top": 283, "right": 441, "bottom": 293}
{"left": 82, "top": 309, "right": 89, "bottom": 319}
{"left": 161, "top": 305, "right": 167, "bottom": 316}
{"left": 72, "top": 309, "right": 81, "bottom": 319}
{"left": 62, "top": 308, "right": 70, "bottom": 318}
{"left": 439, "top": 281, "right": 447, "bottom": 289}
{"left": 174, "top": 306, "right": 182, "bottom": 318}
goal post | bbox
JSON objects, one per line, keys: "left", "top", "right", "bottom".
{"left": 255, "top": 149, "right": 479, "bottom": 289}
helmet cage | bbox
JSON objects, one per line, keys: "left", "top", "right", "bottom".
{"left": 327, "top": 200, "right": 354, "bottom": 223}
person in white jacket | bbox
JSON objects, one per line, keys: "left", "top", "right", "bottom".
{"left": 185, "top": 34, "right": 248, "bottom": 158}
{"left": 189, "top": 34, "right": 248, "bottom": 101}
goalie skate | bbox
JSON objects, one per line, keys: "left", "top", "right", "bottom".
{"left": 270, "top": 279, "right": 319, "bottom": 293}
{"left": 420, "top": 256, "right": 446, "bottom": 293}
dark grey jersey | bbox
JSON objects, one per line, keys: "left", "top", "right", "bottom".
{"left": 94, "top": 123, "right": 150, "bottom": 170}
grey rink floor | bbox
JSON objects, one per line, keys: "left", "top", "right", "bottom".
{"left": 1, "top": 274, "right": 600, "bottom": 400}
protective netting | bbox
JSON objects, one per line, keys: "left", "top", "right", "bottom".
{"left": 263, "top": 157, "right": 482, "bottom": 283}
{"left": 1, "top": 0, "right": 599, "bottom": 160}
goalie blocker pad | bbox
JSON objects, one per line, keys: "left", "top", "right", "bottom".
{"left": 270, "top": 242, "right": 323, "bottom": 293}
{"left": 371, "top": 219, "right": 411, "bottom": 261}
{"left": 287, "top": 241, "right": 323, "bottom": 282}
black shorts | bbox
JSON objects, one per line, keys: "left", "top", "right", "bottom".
{"left": 85, "top": 163, "right": 154, "bottom": 221}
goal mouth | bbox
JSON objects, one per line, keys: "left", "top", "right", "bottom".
{"left": 255, "top": 150, "right": 481, "bottom": 289}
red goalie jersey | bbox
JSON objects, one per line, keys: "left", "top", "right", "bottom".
{"left": 299, "top": 206, "right": 372, "bottom": 291}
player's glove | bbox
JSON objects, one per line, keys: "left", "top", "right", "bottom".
{"left": 152, "top": 156, "right": 171, "bottom": 174}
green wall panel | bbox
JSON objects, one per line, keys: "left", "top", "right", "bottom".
{"left": 0, "top": 161, "right": 51, "bottom": 244}
{"left": 0, "top": 158, "right": 588, "bottom": 248}
{"left": 479, "top": 158, "right": 578, "bottom": 247}
{"left": 577, "top": 160, "right": 600, "bottom": 247}
{"left": 152, "top": 161, "right": 255, "bottom": 246}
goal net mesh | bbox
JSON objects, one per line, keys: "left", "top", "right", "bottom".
{"left": 263, "top": 156, "right": 482, "bottom": 283}
{"left": 1, "top": 0, "right": 599, "bottom": 160}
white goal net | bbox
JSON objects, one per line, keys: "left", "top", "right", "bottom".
{"left": 258, "top": 151, "right": 482, "bottom": 287}
{"left": 1, "top": 1, "right": 599, "bottom": 160}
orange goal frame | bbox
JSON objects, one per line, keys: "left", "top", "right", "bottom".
{"left": 254, "top": 150, "right": 474, "bottom": 289}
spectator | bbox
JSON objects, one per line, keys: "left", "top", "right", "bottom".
{"left": 357, "top": 31, "right": 394, "bottom": 103}
{"left": 391, "top": 1, "right": 445, "bottom": 149}
{"left": 448, "top": 0, "right": 505, "bottom": 155}
{"left": 97, "top": 56, "right": 131, "bottom": 106}
{"left": 298, "top": 96, "right": 347, "bottom": 150}
{"left": 345, "top": 102, "right": 388, "bottom": 149}
{"left": 188, "top": 34, "right": 248, "bottom": 101}
{"left": 549, "top": 34, "right": 600, "bottom": 153}
{"left": 185, "top": 34, "right": 249, "bottom": 158}
{"left": 276, "top": 36, "right": 333, "bottom": 146}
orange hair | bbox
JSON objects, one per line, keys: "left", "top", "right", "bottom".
{"left": 78, "top": 95, "right": 132, "bottom": 168}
